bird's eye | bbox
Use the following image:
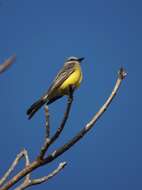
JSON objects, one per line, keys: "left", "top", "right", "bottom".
{"left": 69, "top": 59, "right": 76, "bottom": 61}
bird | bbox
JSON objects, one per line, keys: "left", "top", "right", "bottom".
{"left": 27, "top": 56, "right": 84, "bottom": 119}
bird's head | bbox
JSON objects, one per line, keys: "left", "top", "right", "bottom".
{"left": 66, "top": 56, "right": 85, "bottom": 63}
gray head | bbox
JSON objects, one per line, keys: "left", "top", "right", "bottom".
{"left": 66, "top": 56, "right": 85, "bottom": 63}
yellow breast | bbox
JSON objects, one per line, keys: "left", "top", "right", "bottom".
{"left": 60, "top": 65, "right": 82, "bottom": 93}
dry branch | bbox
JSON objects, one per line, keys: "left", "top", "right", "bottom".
{"left": 0, "top": 54, "right": 16, "bottom": 74}
{"left": 39, "top": 87, "right": 73, "bottom": 160}
{"left": 0, "top": 149, "right": 29, "bottom": 187}
{"left": 15, "top": 162, "right": 67, "bottom": 190}
{"left": 0, "top": 68, "right": 127, "bottom": 190}
{"left": 48, "top": 87, "right": 73, "bottom": 146}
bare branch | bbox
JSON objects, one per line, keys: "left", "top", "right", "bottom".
{"left": 0, "top": 149, "right": 29, "bottom": 187}
{"left": 38, "top": 88, "right": 73, "bottom": 159}
{"left": 15, "top": 162, "right": 67, "bottom": 190}
{"left": 0, "top": 68, "right": 127, "bottom": 190}
{"left": 49, "top": 87, "right": 73, "bottom": 144}
{"left": 38, "top": 105, "right": 51, "bottom": 160}
{"left": 31, "top": 162, "right": 67, "bottom": 185}
{"left": 0, "top": 54, "right": 16, "bottom": 74}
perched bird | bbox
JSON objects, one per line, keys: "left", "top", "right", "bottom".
{"left": 27, "top": 56, "right": 84, "bottom": 119}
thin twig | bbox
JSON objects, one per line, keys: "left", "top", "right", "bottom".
{"left": 45, "top": 105, "right": 50, "bottom": 139}
{"left": 0, "top": 54, "right": 16, "bottom": 74}
{"left": 0, "top": 149, "right": 29, "bottom": 187}
{"left": 38, "top": 87, "right": 74, "bottom": 159}
{"left": 37, "top": 106, "right": 50, "bottom": 160}
{"left": 49, "top": 86, "right": 74, "bottom": 144}
{"left": 0, "top": 68, "right": 127, "bottom": 190}
{"left": 31, "top": 162, "right": 66, "bottom": 185}
{"left": 24, "top": 150, "right": 30, "bottom": 183}
{"left": 14, "top": 151, "right": 31, "bottom": 190}
{"left": 15, "top": 162, "right": 67, "bottom": 190}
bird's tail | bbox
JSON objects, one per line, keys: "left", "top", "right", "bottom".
{"left": 27, "top": 97, "right": 47, "bottom": 119}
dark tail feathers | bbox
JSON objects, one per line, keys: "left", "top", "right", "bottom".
{"left": 27, "top": 98, "right": 46, "bottom": 119}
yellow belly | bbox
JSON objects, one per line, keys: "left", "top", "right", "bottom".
{"left": 60, "top": 68, "right": 82, "bottom": 93}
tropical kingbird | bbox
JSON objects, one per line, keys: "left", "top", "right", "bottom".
{"left": 27, "top": 56, "right": 84, "bottom": 119}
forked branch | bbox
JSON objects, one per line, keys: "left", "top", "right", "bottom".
{"left": 0, "top": 149, "right": 30, "bottom": 187}
{"left": 15, "top": 162, "right": 67, "bottom": 190}
{"left": 39, "top": 86, "right": 74, "bottom": 159}
{"left": 0, "top": 68, "right": 127, "bottom": 190}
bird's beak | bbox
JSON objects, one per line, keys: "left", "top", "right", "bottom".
{"left": 78, "top": 57, "right": 85, "bottom": 62}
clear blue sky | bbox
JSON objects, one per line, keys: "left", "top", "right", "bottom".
{"left": 0, "top": 0, "right": 141, "bottom": 189}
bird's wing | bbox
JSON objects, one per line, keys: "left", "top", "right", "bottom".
{"left": 47, "top": 62, "right": 75, "bottom": 96}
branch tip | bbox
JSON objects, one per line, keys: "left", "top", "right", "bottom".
{"left": 59, "top": 161, "right": 67, "bottom": 168}
{"left": 118, "top": 67, "right": 127, "bottom": 79}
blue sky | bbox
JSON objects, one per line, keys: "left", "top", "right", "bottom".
{"left": 0, "top": 0, "right": 141, "bottom": 189}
